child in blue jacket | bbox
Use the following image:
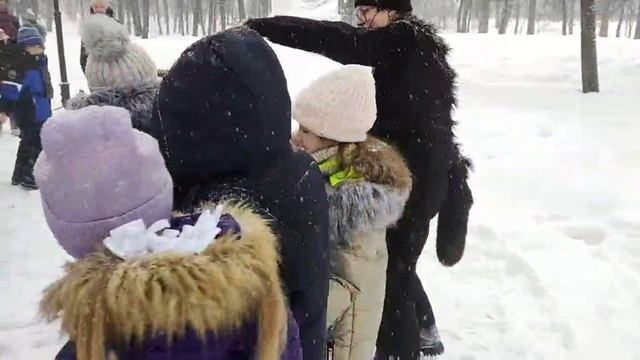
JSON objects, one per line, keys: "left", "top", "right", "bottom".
{"left": 0, "top": 26, "right": 52, "bottom": 189}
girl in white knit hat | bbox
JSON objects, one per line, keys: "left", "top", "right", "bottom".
{"left": 292, "top": 64, "right": 413, "bottom": 360}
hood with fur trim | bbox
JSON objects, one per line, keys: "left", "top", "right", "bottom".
{"left": 323, "top": 137, "right": 412, "bottom": 246}
{"left": 41, "top": 203, "right": 289, "bottom": 360}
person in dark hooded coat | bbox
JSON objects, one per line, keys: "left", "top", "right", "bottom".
{"left": 245, "top": 0, "right": 473, "bottom": 358}
{"left": 148, "top": 28, "right": 330, "bottom": 360}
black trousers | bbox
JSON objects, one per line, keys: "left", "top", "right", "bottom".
{"left": 12, "top": 127, "right": 42, "bottom": 183}
{"left": 376, "top": 214, "right": 435, "bottom": 360}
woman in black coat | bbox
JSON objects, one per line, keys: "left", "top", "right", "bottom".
{"left": 148, "top": 28, "right": 330, "bottom": 360}
{"left": 246, "top": 0, "right": 473, "bottom": 358}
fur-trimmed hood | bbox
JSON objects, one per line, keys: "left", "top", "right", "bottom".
{"left": 41, "top": 203, "right": 288, "bottom": 360}
{"left": 65, "top": 81, "right": 158, "bottom": 132}
{"left": 324, "top": 137, "right": 412, "bottom": 246}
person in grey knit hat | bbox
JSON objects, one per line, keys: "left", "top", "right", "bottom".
{"left": 66, "top": 14, "right": 158, "bottom": 132}
{"left": 34, "top": 105, "right": 173, "bottom": 258}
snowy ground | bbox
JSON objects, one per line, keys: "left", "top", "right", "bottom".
{"left": 1, "top": 16, "right": 640, "bottom": 360}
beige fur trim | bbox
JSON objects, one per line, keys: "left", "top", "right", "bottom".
{"left": 41, "top": 203, "right": 287, "bottom": 360}
{"left": 349, "top": 136, "right": 413, "bottom": 193}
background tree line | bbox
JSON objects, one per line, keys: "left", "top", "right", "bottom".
{"left": 3, "top": 0, "right": 639, "bottom": 39}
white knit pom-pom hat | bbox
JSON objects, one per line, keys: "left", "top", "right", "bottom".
{"left": 81, "top": 14, "right": 157, "bottom": 91}
{"left": 293, "top": 64, "right": 377, "bottom": 143}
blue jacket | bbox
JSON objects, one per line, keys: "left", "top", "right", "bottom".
{"left": 0, "top": 54, "right": 52, "bottom": 128}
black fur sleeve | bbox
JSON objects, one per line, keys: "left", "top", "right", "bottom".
{"left": 245, "top": 16, "right": 414, "bottom": 65}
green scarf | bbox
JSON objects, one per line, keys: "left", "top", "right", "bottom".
{"left": 313, "top": 146, "right": 362, "bottom": 187}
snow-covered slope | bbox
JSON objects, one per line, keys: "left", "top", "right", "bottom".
{"left": 1, "top": 22, "right": 639, "bottom": 360}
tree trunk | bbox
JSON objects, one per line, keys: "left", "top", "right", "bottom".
{"left": 219, "top": 0, "right": 227, "bottom": 31}
{"left": 466, "top": 0, "right": 474, "bottom": 31}
{"left": 581, "top": 0, "right": 600, "bottom": 92}
{"left": 193, "top": 0, "right": 202, "bottom": 36}
{"left": 156, "top": 0, "right": 163, "bottom": 35}
{"left": 599, "top": 0, "right": 612, "bottom": 37}
{"left": 237, "top": 0, "right": 246, "bottom": 20}
{"left": 163, "top": 0, "right": 170, "bottom": 34}
{"left": 185, "top": 0, "right": 190, "bottom": 35}
{"left": 635, "top": 0, "right": 640, "bottom": 38}
{"left": 496, "top": 0, "right": 502, "bottom": 28}
{"left": 514, "top": 0, "right": 521, "bottom": 34}
{"left": 178, "top": 0, "right": 185, "bottom": 35}
{"left": 209, "top": 0, "right": 217, "bottom": 33}
{"left": 129, "top": 0, "right": 144, "bottom": 36}
{"left": 142, "top": 0, "right": 150, "bottom": 38}
{"left": 569, "top": 0, "right": 575, "bottom": 34}
{"left": 527, "top": 0, "right": 536, "bottom": 34}
{"left": 616, "top": 2, "right": 626, "bottom": 37}
{"left": 457, "top": 0, "right": 466, "bottom": 32}
{"left": 499, "top": 0, "right": 513, "bottom": 34}
{"left": 562, "top": 0, "right": 569, "bottom": 34}
{"left": 479, "top": 0, "right": 491, "bottom": 32}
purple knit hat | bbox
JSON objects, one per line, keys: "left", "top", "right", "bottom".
{"left": 34, "top": 105, "right": 173, "bottom": 259}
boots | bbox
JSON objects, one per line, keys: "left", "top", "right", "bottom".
{"left": 12, "top": 128, "right": 41, "bottom": 190}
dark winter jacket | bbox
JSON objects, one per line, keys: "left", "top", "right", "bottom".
{"left": 246, "top": 15, "right": 473, "bottom": 266}
{"left": 0, "top": 53, "right": 52, "bottom": 129}
{"left": 0, "top": 7, "right": 20, "bottom": 40}
{"left": 149, "top": 28, "right": 330, "bottom": 360}
{"left": 80, "top": 7, "right": 115, "bottom": 73}
{"left": 66, "top": 81, "right": 159, "bottom": 133}
{"left": 44, "top": 203, "right": 303, "bottom": 360}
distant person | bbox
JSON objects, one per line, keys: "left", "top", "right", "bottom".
{"left": 291, "top": 65, "right": 413, "bottom": 360}
{"left": 80, "top": 0, "right": 115, "bottom": 73}
{"left": 38, "top": 106, "right": 302, "bottom": 360}
{"left": 246, "top": 0, "right": 474, "bottom": 358}
{"left": 0, "top": 0, "right": 19, "bottom": 41}
{"left": 21, "top": 9, "right": 46, "bottom": 43}
{"left": 0, "top": 26, "right": 52, "bottom": 190}
{"left": 67, "top": 14, "right": 158, "bottom": 132}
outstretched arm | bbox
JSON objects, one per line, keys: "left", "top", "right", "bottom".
{"left": 245, "top": 16, "right": 413, "bottom": 66}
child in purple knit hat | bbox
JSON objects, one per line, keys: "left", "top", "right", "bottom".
{"left": 37, "top": 105, "right": 302, "bottom": 360}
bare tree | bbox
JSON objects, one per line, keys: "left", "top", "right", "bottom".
{"left": 599, "top": 0, "right": 613, "bottom": 37}
{"left": 209, "top": 0, "right": 217, "bottom": 33}
{"left": 192, "top": 0, "right": 202, "bottom": 36}
{"left": 581, "top": 0, "right": 600, "bottom": 92}
{"left": 499, "top": 0, "right": 513, "bottom": 34}
{"left": 237, "top": 0, "right": 246, "bottom": 20}
{"left": 142, "top": 0, "right": 150, "bottom": 38}
{"left": 514, "top": 0, "right": 521, "bottom": 33}
{"left": 527, "top": 0, "right": 536, "bottom": 34}
{"left": 562, "top": 0, "right": 569, "bottom": 34}
{"left": 569, "top": 0, "right": 575, "bottom": 34}
{"left": 635, "top": 0, "right": 640, "bottom": 38}
{"left": 457, "top": 0, "right": 466, "bottom": 32}
{"left": 616, "top": 1, "right": 626, "bottom": 37}
{"left": 478, "top": 0, "right": 491, "bottom": 32}
{"left": 164, "top": 0, "right": 170, "bottom": 34}
{"left": 128, "top": 0, "right": 143, "bottom": 36}
{"left": 219, "top": 0, "right": 227, "bottom": 31}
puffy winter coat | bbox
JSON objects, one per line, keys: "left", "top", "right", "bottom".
{"left": 0, "top": 53, "right": 52, "bottom": 129}
{"left": 66, "top": 81, "right": 158, "bottom": 133}
{"left": 44, "top": 203, "right": 303, "bottom": 360}
{"left": 246, "top": 15, "right": 473, "bottom": 266}
{"left": 316, "top": 138, "right": 412, "bottom": 360}
{"left": 148, "top": 28, "right": 330, "bottom": 360}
